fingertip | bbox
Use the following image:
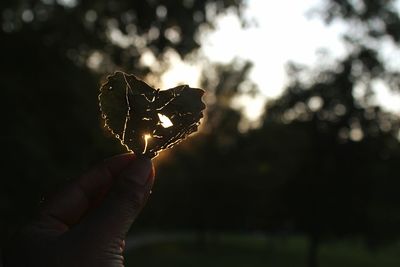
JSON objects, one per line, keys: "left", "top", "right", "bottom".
{"left": 77, "top": 153, "right": 137, "bottom": 207}
{"left": 118, "top": 157, "right": 152, "bottom": 186}
{"left": 104, "top": 153, "right": 136, "bottom": 176}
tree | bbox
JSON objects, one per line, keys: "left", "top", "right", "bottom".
{"left": 247, "top": 1, "right": 400, "bottom": 265}
{"left": 137, "top": 60, "right": 260, "bottom": 239}
{"left": 0, "top": 0, "right": 246, "bottom": 244}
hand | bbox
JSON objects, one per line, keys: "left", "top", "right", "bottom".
{"left": 3, "top": 153, "right": 155, "bottom": 267}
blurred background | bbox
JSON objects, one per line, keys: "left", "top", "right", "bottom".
{"left": 1, "top": 0, "right": 400, "bottom": 266}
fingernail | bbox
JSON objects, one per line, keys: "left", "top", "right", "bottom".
{"left": 122, "top": 157, "right": 152, "bottom": 186}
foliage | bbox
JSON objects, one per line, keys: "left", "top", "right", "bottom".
{"left": 0, "top": 0, "right": 245, "bottom": 244}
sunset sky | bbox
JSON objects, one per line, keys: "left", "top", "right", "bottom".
{"left": 162, "top": 0, "right": 400, "bottom": 122}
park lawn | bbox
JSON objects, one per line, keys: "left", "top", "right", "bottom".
{"left": 125, "top": 234, "right": 400, "bottom": 267}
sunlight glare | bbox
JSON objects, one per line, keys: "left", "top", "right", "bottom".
{"left": 143, "top": 134, "right": 152, "bottom": 154}
{"left": 158, "top": 113, "right": 174, "bottom": 128}
{"left": 160, "top": 50, "right": 201, "bottom": 88}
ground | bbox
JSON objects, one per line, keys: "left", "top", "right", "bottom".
{"left": 125, "top": 233, "right": 400, "bottom": 267}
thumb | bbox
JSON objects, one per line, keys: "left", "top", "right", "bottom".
{"left": 77, "top": 157, "right": 154, "bottom": 245}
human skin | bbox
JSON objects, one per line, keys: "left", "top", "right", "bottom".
{"left": 2, "top": 153, "right": 155, "bottom": 267}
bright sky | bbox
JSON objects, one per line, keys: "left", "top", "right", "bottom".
{"left": 161, "top": 0, "right": 400, "bottom": 120}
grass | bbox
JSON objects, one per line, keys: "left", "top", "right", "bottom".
{"left": 125, "top": 233, "right": 400, "bottom": 267}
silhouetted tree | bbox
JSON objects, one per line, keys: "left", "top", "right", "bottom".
{"left": 0, "top": 0, "right": 246, "bottom": 244}
{"left": 138, "top": 60, "right": 259, "bottom": 241}
{"left": 261, "top": 50, "right": 400, "bottom": 267}
{"left": 250, "top": 0, "right": 400, "bottom": 263}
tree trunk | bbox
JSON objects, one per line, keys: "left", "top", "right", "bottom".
{"left": 307, "top": 235, "right": 319, "bottom": 267}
